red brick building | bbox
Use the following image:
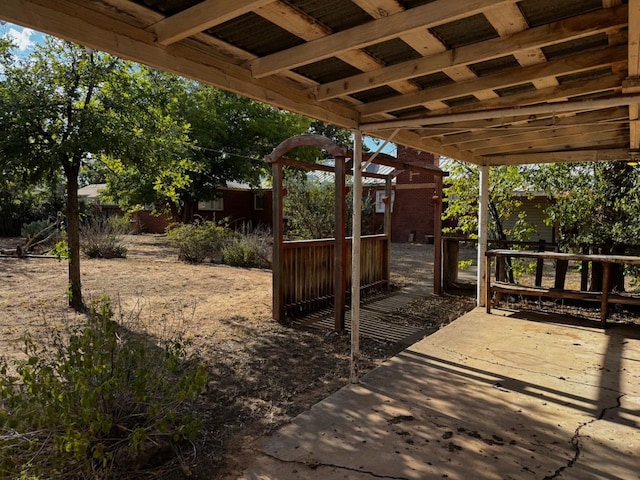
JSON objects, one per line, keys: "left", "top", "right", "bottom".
{"left": 367, "top": 147, "right": 440, "bottom": 243}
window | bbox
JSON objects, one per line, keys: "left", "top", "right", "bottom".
{"left": 254, "top": 192, "right": 265, "bottom": 211}
{"left": 198, "top": 197, "right": 224, "bottom": 211}
{"left": 375, "top": 190, "right": 394, "bottom": 213}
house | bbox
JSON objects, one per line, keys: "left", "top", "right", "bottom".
{"left": 78, "top": 146, "right": 443, "bottom": 239}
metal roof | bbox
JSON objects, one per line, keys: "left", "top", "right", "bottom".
{"left": 2, "top": 0, "right": 639, "bottom": 166}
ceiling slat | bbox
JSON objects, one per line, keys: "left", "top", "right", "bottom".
{"left": 250, "top": 0, "right": 517, "bottom": 78}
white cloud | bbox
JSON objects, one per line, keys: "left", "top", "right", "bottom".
{"left": 6, "top": 27, "right": 35, "bottom": 51}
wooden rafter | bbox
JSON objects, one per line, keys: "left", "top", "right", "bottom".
{"left": 254, "top": 2, "right": 419, "bottom": 98}
{"left": 314, "top": 6, "right": 627, "bottom": 101}
{"left": 467, "top": 126, "right": 627, "bottom": 155}
{"left": 627, "top": 0, "right": 640, "bottom": 151}
{"left": 359, "top": 45, "right": 627, "bottom": 117}
{"left": 250, "top": 0, "right": 517, "bottom": 78}
{"left": 150, "top": 0, "right": 273, "bottom": 46}
{"left": 442, "top": 108, "right": 629, "bottom": 146}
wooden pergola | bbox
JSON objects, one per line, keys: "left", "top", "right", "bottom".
{"left": 265, "top": 134, "right": 446, "bottom": 331}
{"left": 4, "top": 0, "right": 640, "bottom": 379}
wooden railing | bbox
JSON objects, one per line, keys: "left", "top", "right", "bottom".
{"left": 485, "top": 249, "right": 640, "bottom": 326}
{"left": 281, "top": 234, "right": 389, "bottom": 316}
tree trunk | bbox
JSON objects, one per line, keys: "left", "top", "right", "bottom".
{"left": 65, "top": 162, "right": 84, "bottom": 311}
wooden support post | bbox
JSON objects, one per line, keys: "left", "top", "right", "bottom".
{"left": 477, "top": 165, "right": 489, "bottom": 306}
{"left": 580, "top": 245, "right": 590, "bottom": 291}
{"left": 535, "top": 239, "right": 545, "bottom": 287}
{"left": 485, "top": 253, "right": 492, "bottom": 313}
{"left": 601, "top": 262, "right": 611, "bottom": 327}
{"left": 433, "top": 175, "right": 443, "bottom": 295}
{"left": 272, "top": 162, "right": 285, "bottom": 322}
{"left": 350, "top": 130, "right": 363, "bottom": 383}
{"left": 554, "top": 260, "right": 569, "bottom": 290}
{"left": 384, "top": 176, "right": 392, "bottom": 285}
{"left": 334, "top": 154, "right": 347, "bottom": 332}
{"left": 496, "top": 255, "right": 506, "bottom": 282}
{"left": 442, "top": 238, "right": 459, "bottom": 289}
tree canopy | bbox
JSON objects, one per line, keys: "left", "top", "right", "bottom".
{"left": 102, "top": 74, "right": 314, "bottom": 221}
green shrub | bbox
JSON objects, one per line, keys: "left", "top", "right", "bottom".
{"left": 167, "top": 220, "right": 231, "bottom": 263}
{"left": 20, "top": 220, "right": 51, "bottom": 240}
{"left": 0, "top": 297, "right": 207, "bottom": 479}
{"left": 80, "top": 215, "right": 128, "bottom": 259}
{"left": 222, "top": 230, "right": 271, "bottom": 268}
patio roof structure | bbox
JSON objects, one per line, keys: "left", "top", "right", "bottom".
{"left": 2, "top": 0, "right": 639, "bottom": 166}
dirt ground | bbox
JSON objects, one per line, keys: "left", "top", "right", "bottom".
{"left": 0, "top": 235, "right": 475, "bottom": 479}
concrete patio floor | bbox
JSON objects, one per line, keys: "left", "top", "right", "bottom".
{"left": 241, "top": 308, "right": 639, "bottom": 480}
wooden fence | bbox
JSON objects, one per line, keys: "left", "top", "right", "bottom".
{"left": 282, "top": 234, "right": 389, "bottom": 316}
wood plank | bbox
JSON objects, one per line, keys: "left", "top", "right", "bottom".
{"left": 460, "top": 123, "right": 626, "bottom": 152}
{"left": 484, "top": 3, "right": 560, "bottom": 91}
{"left": 150, "top": 0, "right": 273, "bottom": 45}
{"left": 313, "top": 6, "right": 627, "bottom": 100}
{"left": 487, "top": 249, "right": 640, "bottom": 265}
{"left": 441, "top": 107, "right": 628, "bottom": 146}
{"left": 250, "top": 0, "right": 517, "bottom": 78}
{"left": 482, "top": 149, "right": 630, "bottom": 165}
{"left": 628, "top": 0, "right": 640, "bottom": 150}
{"left": 470, "top": 130, "right": 627, "bottom": 156}
{"left": 255, "top": 2, "right": 419, "bottom": 97}
{"left": 358, "top": 44, "right": 627, "bottom": 116}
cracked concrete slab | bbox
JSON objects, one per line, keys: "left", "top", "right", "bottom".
{"left": 240, "top": 308, "right": 640, "bottom": 480}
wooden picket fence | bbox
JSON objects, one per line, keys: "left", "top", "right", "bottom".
{"left": 281, "top": 234, "right": 389, "bottom": 316}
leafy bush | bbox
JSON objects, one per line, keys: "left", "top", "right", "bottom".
{"left": 222, "top": 229, "right": 271, "bottom": 268}
{"left": 80, "top": 215, "right": 128, "bottom": 259}
{"left": 20, "top": 220, "right": 51, "bottom": 240}
{"left": 167, "top": 220, "right": 231, "bottom": 263}
{"left": 0, "top": 297, "right": 207, "bottom": 479}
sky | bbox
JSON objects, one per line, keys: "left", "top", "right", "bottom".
{"left": 0, "top": 22, "right": 45, "bottom": 54}
{"left": 0, "top": 22, "right": 395, "bottom": 155}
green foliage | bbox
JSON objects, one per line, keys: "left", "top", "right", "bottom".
{"left": 0, "top": 297, "right": 207, "bottom": 479}
{"left": 51, "top": 230, "right": 70, "bottom": 262}
{"left": 80, "top": 215, "right": 129, "bottom": 259}
{"left": 458, "top": 259, "right": 473, "bottom": 271}
{"left": 442, "top": 161, "right": 535, "bottom": 241}
{"left": 283, "top": 177, "right": 336, "bottom": 239}
{"left": 222, "top": 228, "right": 271, "bottom": 268}
{"left": 526, "top": 162, "right": 640, "bottom": 249}
{"left": 20, "top": 220, "right": 51, "bottom": 240}
{"left": 104, "top": 80, "right": 312, "bottom": 222}
{"left": 167, "top": 220, "right": 232, "bottom": 263}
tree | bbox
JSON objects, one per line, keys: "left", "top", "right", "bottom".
{"left": 526, "top": 161, "right": 640, "bottom": 290}
{"left": 104, "top": 78, "right": 313, "bottom": 222}
{"left": 0, "top": 38, "right": 187, "bottom": 310}
{"left": 442, "top": 161, "right": 535, "bottom": 241}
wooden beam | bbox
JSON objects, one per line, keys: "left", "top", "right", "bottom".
{"left": 352, "top": 0, "right": 494, "bottom": 107}
{"left": 468, "top": 126, "right": 626, "bottom": 155}
{"left": 255, "top": 2, "right": 419, "bottom": 97}
{"left": 628, "top": 0, "right": 640, "bottom": 149}
{"left": 483, "top": 3, "right": 560, "bottom": 91}
{"left": 150, "top": 0, "right": 273, "bottom": 46}
{"left": 460, "top": 123, "right": 626, "bottom": 152}
{"left": 250, "top": 0, "right": 517, "bottom": 78}
{"left": 363, "top": 93, "right": 640, "bottom": 131}
{"left": 313, "top": 6, "right": 627, "bottom": 100}
{"left": 481, "top": 148, "right": 630, "bottom": 165}
{"left": 442, "top": 107, "right": 629, "bottom": 146}
{"left": 0, "top": 0, "right": 359, "bottom": 129}
{"left": 359, "top": 44, "right": 627, "bottom": 116}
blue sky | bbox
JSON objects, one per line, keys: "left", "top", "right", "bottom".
{"left": 1, "top": 23, "right": 395, "bottom": 155}
{"left": 1, "top": 22, "right": 45, "bottom": 54}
